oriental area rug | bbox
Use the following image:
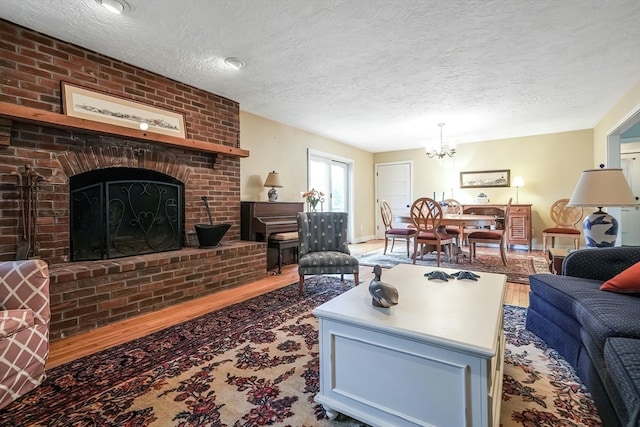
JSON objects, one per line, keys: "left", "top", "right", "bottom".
{"left": 356, "top": 247, "right": 550, "bottom": 284}
{"left": 1, "top": 278, "right": 600, "bottom": 426}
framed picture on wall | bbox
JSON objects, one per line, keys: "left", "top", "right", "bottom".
{"left": 61, "top": 82, "right": 187, "bottom": 138}
{"left": 460, "top": 169, "right": 511, "bottom": 188}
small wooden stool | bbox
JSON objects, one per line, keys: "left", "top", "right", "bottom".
{"left": 268, "top": 232, "right": 299, "bottom": 274}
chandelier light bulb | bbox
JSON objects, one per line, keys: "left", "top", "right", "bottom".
{"left": 426, "top": 123, "right": 456, "bottom": 159}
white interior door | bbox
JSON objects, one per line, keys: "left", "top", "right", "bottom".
{"left": 621, "top": 153, "right": 640, "bottom": 245}
{"left": 375, "top": 162, "right": 413, "bottom": 239}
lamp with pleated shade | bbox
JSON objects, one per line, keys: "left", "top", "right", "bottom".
{"left": 568, "top": 166, "right": 637, "bottom": 247}
{"left": 264, "top": 171, "right": 283, "bottom": 202}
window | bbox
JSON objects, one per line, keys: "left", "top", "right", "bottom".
{"left": 307, "top": 149, "right": 354, "bottom": 241}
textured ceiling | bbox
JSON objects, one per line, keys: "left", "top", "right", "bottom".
{"left": 1, "top": 0, "right": 639, "bottom": 153}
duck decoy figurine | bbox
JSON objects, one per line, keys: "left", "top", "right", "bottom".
{"left": 369, "top": 265, "right": 399, "bottom": 308}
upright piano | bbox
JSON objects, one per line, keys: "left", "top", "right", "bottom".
{"left": 241, "top": 201, "right": 304, "bottom": 272}
{"left": 240, "top": 201, "right": 304, "bottom": 242}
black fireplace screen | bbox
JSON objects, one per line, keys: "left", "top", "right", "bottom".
{"left": 70, "top": 168, "right": 183, "bottom": 261}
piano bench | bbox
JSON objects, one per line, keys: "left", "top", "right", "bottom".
{"left": 268, "top": 232, "right": 299, "bottom": 275}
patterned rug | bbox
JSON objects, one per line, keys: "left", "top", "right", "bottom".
{"left": 356, "top": 246, "right": 550, "bottom": 284}
{"left": 501, "top": 305, "right": 601, "bottom": 426}
{"left": 0, "top": 278, "right": 600, "bottom": 426}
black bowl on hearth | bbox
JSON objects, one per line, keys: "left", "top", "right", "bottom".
{"left": 194, "top": 223, "right": 231, "bottom": 248}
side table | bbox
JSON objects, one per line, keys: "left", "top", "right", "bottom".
{"left": 547, "top": 248, "right": 569, "bottom": 274}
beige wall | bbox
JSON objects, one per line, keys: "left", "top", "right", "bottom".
{"left": 239, "top": 79, "right": 640, "bottom": 249}
{"left": 239, "top": 111, "right": 376, "bottom": 242}
{"left": 374, "top": 130, "right": 594, "bottom": 249}
{"left": 593, "top": 79, "right": 640, "bottom": 164}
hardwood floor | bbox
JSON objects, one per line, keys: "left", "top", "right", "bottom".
{"left": 47, "top": 240, "right": 533, "bottom": 369}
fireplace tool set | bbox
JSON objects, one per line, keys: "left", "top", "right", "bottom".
{"left": 11, "top": 165, "right": 45, "bottom": 260}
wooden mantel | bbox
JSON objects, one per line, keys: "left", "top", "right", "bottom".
{"left": 0, "top": 102, "right": 250, "bottom": 158}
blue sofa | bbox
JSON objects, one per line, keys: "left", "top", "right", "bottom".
{"left": 525, "top": 247, "right": 640, "bottom": 427}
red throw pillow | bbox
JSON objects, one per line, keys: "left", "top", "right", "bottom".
{"left": 600, "top": 261, "right": 640, "bottom": 293}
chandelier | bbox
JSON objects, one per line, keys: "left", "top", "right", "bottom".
{"left": 426, "top": 123, "right": 456, "bottom": 159}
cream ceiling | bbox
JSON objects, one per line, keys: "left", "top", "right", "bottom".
{"left": 1, "top": 0, "right": 639, "bottom": 152}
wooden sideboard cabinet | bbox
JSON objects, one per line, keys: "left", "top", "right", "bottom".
{"left": 462, "top": 203, "right": 533, "bottom": 251}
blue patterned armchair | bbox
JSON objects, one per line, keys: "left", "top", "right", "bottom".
{"left": 297, "top": 212, "right": 359, "bottom": 295}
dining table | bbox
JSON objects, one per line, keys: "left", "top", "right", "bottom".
{"left": 392, "top": 213, "right": 497, "bottom": 262}
{"left": 440, "top": 213, "right": 497, "bottom": 233}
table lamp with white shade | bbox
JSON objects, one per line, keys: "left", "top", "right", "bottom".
{"left": 512, "top": 176, "right": 525, "bottom": 203}
{"left": 568, "top": 166, "right": 637, "bottom": 247}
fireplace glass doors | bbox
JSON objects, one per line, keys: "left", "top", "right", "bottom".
{"left": 70, "top": 168, "right": 184, "bottom": 261}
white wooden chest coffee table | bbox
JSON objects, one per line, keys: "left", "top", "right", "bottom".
{"left": 312, "top": 263, "right": 506, "bottom": 427}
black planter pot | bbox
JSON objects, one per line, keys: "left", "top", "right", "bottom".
{"left": 194, "top": 223, "right": 231, "bottom": 248}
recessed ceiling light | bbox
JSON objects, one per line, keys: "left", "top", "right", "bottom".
{"left": 224, "top": 57, "right": 245, "bottom": 70}
{"left": 95, "top": 0, "right": 128, "bottom": 14}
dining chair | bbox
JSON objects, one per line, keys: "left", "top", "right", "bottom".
{"left": 297, "top": 211, "right": 359, "bottom": 295}
{"left": 467, "top": 198, "right": 512, "bottom": 266}
{"left": 442, "top": 198, "right": 463, "bottom": 246}
{"left": 542, "top": 199, "right": 583, "bottom": 251}
{"left": 443, "top": 198, "right": 462, "bottom": 214}
{"left": 409, "top": 197, "right": 454, "bottom": 266}
{"left": 380, "top": 200, "right": 417, "bottom": 256}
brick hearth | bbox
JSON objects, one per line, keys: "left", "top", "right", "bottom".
{"left": 48, "top": 242, "right": 265, "bottom": 340}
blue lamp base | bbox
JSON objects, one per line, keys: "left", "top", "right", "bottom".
{"left": 268, "top": 187, "right": 278, "bottom": 202}
{"left": 583, "top": 208, "right": 618, "bottom": 248}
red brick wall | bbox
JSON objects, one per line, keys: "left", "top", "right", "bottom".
{"left": 0, "top": 20, "right": 239, "bottom": 145}
{"left": 0, "top": 19, "right": 242, "bottom": 261}
{"left": 0, "top": 20, "right": 267, "bottom": 340}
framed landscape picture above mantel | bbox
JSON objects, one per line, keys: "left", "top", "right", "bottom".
{"left": 460, "top": 169, "right": 511, "bottom": 188}
{"left": 61, "top": 82, "right": 187, "bottom": 138}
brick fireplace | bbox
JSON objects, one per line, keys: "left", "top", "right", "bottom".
{"left": 69, "top": 166, "right": 184, "bottom": 261}
{"left": 0, "top": 20, "right": 267, "bottom": 340}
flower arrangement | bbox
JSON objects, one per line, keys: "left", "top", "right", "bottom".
{"left": 301, "top": 188, "right": 325, "bottom": 211}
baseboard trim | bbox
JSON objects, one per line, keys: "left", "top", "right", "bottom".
{"left": 352, "top": 234, "right": 376, "bottom": 244}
